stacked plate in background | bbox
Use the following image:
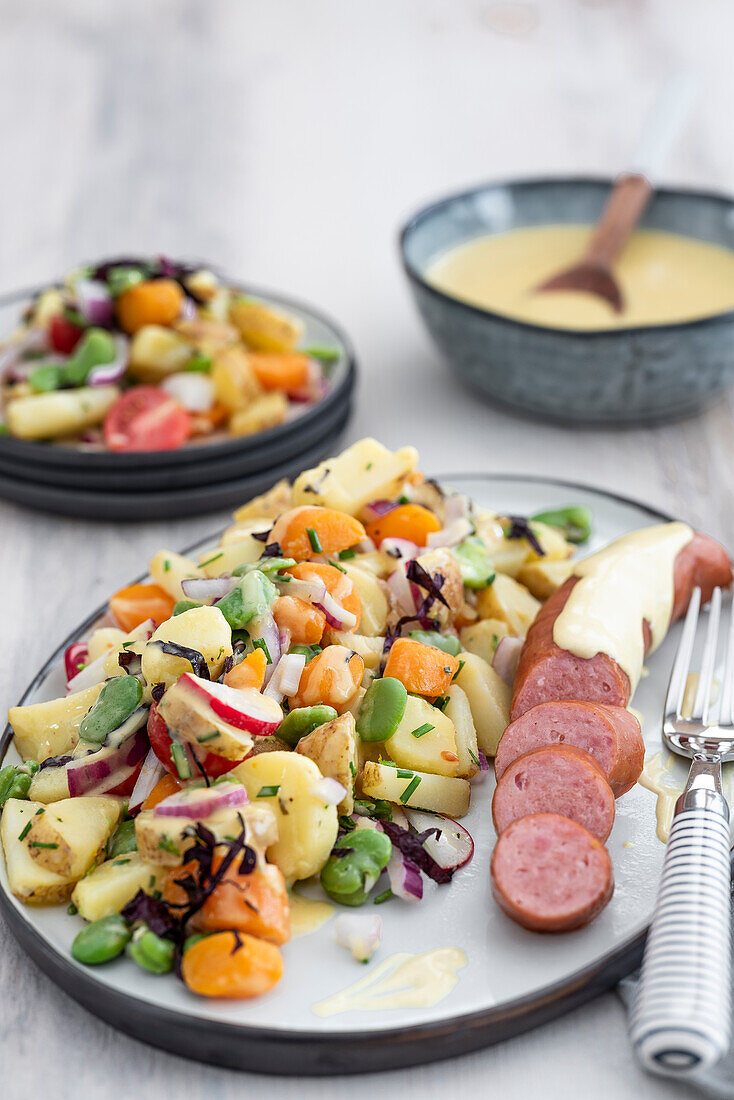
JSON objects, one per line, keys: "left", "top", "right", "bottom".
{"left": 0, "top": 286, "right": 356, "bottom": 520}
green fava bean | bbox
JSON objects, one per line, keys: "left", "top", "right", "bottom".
{"left": 107, "top": 819, "right": 138, "bottom": 858}
{"left": 407, "top": 630, "right": 462, "bottom": 657}
{"left": 289, "top": 644, "right": 322, "bottom": 664}
{"left": 71, "top": 914, "right": 132, "bottom": 965}
{"left": 530, "top": 505, "right": 593, "bottom": 545}
{"left": 320, "top": 829, "right": 393, "bottom": 906}
{"left": 172, "top": 599, "right": 202, "bottom": 616}
{"left": 453, "top": 539, "right": 496, "bottom": 590}
{"left": 0, "top": 762, "right": 40, "bottom": 808}
{"left": 79, "top": 675, "right": 143, "bottom": 745}
{"left": 356, "top": 677, "right": 408, "bottom": 743}
{"left": 127, "top": 927, "right": 175, "bottom": 974}
{"left": 216, "top": 570, "right": 277, "bottom": 631}
{"left": 63, "top": 328, "right": 117, "bottom": 386}
{"left": 277, "top": 705, "right": 338, "bottom": 748}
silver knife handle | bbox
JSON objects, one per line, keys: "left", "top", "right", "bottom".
{"left": 630, "top": 772, "right": 731, "bottom": 1075}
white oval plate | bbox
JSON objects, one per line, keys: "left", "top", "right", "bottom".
{"left": 0, "top": 475, "right": 694, "bottom": 1074}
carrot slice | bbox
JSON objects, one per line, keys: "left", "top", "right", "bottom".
{"left": 288, "top": 561, "right": 361, "bottom": 630}
{"left": 364, "top": 503, "right": 440, "bottom": 547}
{"left": 182, "top": 931, "right": 283, "bottom": 998}
{"left": 116, "top": 279, "right": 184, "bottom": 334}
{"left": 273, "top": 595, "right": 326, "bottom": 646}
{"left": 270, "top": 506, "right": 365, "bottom": 560}
{"left": 109, "top": 583, "right": 175, "bottom": 632}
{"left": 224, "top": 648, "right": 268, "bottom": 690}
{"left": 249, "top": 353, "right": 310, "bottom": 394}
{"left": 383, "top": 637, "right": 459, "bottom": 696}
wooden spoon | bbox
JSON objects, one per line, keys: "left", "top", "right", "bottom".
{"left": 536, "top": 74, "right": 696, "bottom": 313}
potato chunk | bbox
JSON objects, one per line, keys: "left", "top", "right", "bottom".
{"left": 128, "top": 325, "right": 192, "bottom": 381}
{"left": 232, "top": 752, "right": 338, "bottom": 883}
{"left": 5, "top": 386, "right": 120, "bottom": 441}
{"left": 135, "top": 801, "right": 276, "bottom": 867}
{"left": 476, "top": 574, "right": 540, "bottom": 636}
{"left": 72, "top": 853, "right": 167, "bottom": 922}
{"left": 360, "top": 762, "right": 470, "bottom": 818}
{"left": 141, "top": 605, "right": 232, "bottom": 691}
{"left": 387, "top": 695, "right": 459, "bottom": 778}
{"left": 149, "top": 550, "right": 205, "bottom": 603}
{"left": 517, "top": 559, "right": 575, "bottom": 600}
{"left": 10, "top": 682, "right": 104, "bottom": 763}
{"left": 296, "top": 712, "right": 359, "bottom": 814}
{"left": 291, "top": 438, "right": 418, "bottom": 515}
{"left": 459, "top": 618, "right": 509, "bottom": 665}
{"left": 341, "top": 564, "right": 388, "bottom": 636}
{"left": 454, "top": 652, "right": 511, "bottom": 756}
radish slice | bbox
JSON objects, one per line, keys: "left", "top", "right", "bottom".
{"left": 176, "top": 673, "right": 282, "bottom": 735}
{"left": 67, "top": 726, "right": 148, "bottom": 798}
{"left": 181, "top": 575, "right": 236, "bottom": 602}
{"left": 64, "top": 642, "right": 89, "bottom": 683}
{"left": 311, "top": 777, "right": 347, "bottom": 805}
{"left": 76, "top": 278, "right": 114, "bottom": 327}
{"left": 491, "top": 635, "right": 525, "bottom": 686}
{"left": 403, "top": 808, "right": 474, "bottom": 870}
{"left": 129, "top": 748, "right": 165, "bottom": 811}
{"left": 154, "top": 782, "right": 248, "bottom": 819}
{"left": 387, "top": 849, "right": 423, "bottom": 901}
{"left": 334, "top": 914, "right": 382, "bottom": 963}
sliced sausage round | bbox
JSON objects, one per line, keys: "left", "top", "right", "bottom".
{"left": 495, "top": 700, "right": 644, "bottom": 797}
{"left": 492, "top": 743, "right": 615, "bottom": 842}
{"left": 510, "top": 532, "right": 732, "bottom": 721}
{"left": 491, "top": 812, "right": 614, "bottom": 932}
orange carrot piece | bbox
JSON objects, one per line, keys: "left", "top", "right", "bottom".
{"left": 182, "top": 931, "right": 283, "bottom": 998}
{"left": 289, "top": 644, "right": 364, "bottom": 713}
{"left": 116, "top": 279, "right": 184, "bottom": 334}
{"left": 109, "top": 583, "right": 175, "bottom": 632}
{"left": 249, "top": 353, "right": 310, "bottom": 394}
{"left": 288, "top": 561, "right": 361, "bottom": 630}
{"left": 269, "top": 506, "right": 365, "bottom": 560}
{"left": 364, "top": 503, "right": 440, "bottom": 547}
{"left": 273, "top": 595, "right": 326, "bottom": 646}
{"left": 383, "top": 637, "right": 459, "bottom": 696}
{"left": 224, "top": 648, "right": 267, "bottom": 690}
{"left": 141, "top": 773, "right": 183, "bottom": 811}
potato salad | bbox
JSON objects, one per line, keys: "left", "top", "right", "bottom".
{"left": 1, "top": 438, "right": 582, "bottom": 998}
{"left": 0, "top": 256, "right": 334, "bottom": 450}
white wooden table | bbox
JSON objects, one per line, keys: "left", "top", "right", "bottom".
{"left": 1, "top": 1, "right": 731, "bottom": 1096}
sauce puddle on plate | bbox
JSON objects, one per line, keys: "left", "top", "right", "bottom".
{"left": 289, "top": 891, "right": 334, "bottom": 938}
{"left": 311, "top": 948, "right": 467, "bottom": 1017}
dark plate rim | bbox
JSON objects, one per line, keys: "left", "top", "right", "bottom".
{"left": 0, "top": 278, "right": 357, "bottom": 469}
{"left": 0, "top": 473, "right": 678, "bottom": 1072}
{"left": 398, "top": 174, "right": 734, "bottom": 339}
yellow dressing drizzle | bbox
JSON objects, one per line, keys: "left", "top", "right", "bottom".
{"left": 638, "top": 751, "right": 684, "bottom": 842}
{"left": 311, "top": 948, "right": 467, "bottom": 1017}
{"left": 288, "top": 891, "right": 334, "bottom": 938}
{"left": 553, "top": 522, "right": 693, "bottom": 691}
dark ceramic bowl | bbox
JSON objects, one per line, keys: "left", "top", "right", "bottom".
{"left": 400, "top": 177, "right": 734, "bottom": 425}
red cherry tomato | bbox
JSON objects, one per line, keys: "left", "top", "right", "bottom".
{"left": 147, "top": 702, "right": 240, "bottom": 779}
{"left": 103, "top": 386, "right": 191, "bottom": 453}
{"left": 49, "top": 314, "right": 84, "bottom": 354}
{"left": 108, "top": 761, "right": 143, "bottom": 797}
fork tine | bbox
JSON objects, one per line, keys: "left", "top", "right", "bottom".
{"left": 717, "top": 595, "right": 734, "bottom": 727}
{"left": 665, "top": 585, "right": 701, "bottom": 719}
{"left": 692, "top": 586, "right": 722, "bottom": 722}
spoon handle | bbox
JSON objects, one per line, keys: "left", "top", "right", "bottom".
{"left": 631, "top": 755, "right": 731, "bottom": 1076}
{"left": 584, "top": 174, "right": 652, "bottom": 268}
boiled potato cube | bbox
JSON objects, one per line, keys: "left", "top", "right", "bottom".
{"left": 229, "top": 392, "right": 288, "bottom": 437}
{"left": 10, "top": 682, "right": 104, "bottom": 763}
{"left": 135, "top": 802, "right": 277, "bottom": 866}
{"left": 1, "top": 797, "right": 120, "bottom": 903}
{"left": 476, "top": 574, "right": 540, "bottom": 636}
{"left": 211, "top": 346, "right": 263, "bottom": 412}
{"left": 29, "top": 764, "right": 71, "bottom": 804}
{"left": 341, "top": 564, "right": 388, "bottom": 636}
{"left": 183, "top": 269, "right": 220, "bottom": 301}
{"left": 517, "top": 559, "right": 575, "bottom": 600}
{"left": 5, "top": 386, "right": 120, "bottom": 441}
{"left": 128, "top": 325, "right": 192, "bottom": 381}
{"left": 444, "top": 684, "right": 480, "bottom": 779}
{"left": 33, "top": 289, "right": 64, "bottom": 326}
{"left": 86, "top": 626, "right": 126, "bottom": 663}
{"left": 232, "top": 752, "right": 338, "bottom": 883}
{"left": 199, "top": 536, "right": 264, "bottom": 576}
{"left": 459, "top": 618, "right": 509, "bottom": 665}
{"left": 296, "top": 712, "right": 358, "bottom": 814}
{"left": 229, "top": 298, "right": 303, "bottom": 352}
{"left": 324, "top": 632, "right": 383, "bottom": 672}
{"left": 231, "top": 479, "right": 292, "bottom": 525}
{"left": 454, "top": 652, "right": 511, "bottom": 756}
{"left": 174, "top": 317, "right": 239, "bottom": 356}
{"left": 71, "top": 853, "right": 167, "bottom": 922}
{"left": 526, "top": 521, "right": 574, "bottom": 562}
{"left": 361, "top": 762, "right": 470, "bottom": 818}
{"left": 291, "top": 438, "right": 419, "bottom": 516}
{"left": 387, "top": 695, "right": 458, "bottom": 778}
{"left": 141, "top": 605, "right": 232, "bottom": 691}
{"left": 149, "top": 549, "right": 205, "bottom": 602}
{"left": 23, "top": 796, "right": 121, "bottom": 877}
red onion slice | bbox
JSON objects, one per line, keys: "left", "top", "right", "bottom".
{"left": 181, "top": 575, "right": 236, "bottom": 602}
{"left": 491, "top": 635, "right": 525, "bottom": 686}
{"left": 87, "top": 335, "right": 130, "bottom": 386}
{"left": 361, "top": 499, "right": 399, "bottom": 523}
{"left": 316, "top": 592, "right": 357, "bottom": 631}
{"left": 154, "top": 782, "right": 249, "bottom": 819}
{"left": 128, "top": 748, "right": 166, "bottom": 811}
{"left": 403, "top": 809, "right": 474, "bottom": 870}
{"left": 386, "top": 565, "right": 417, "bottom": 618}
{"left": 67, "top": 726, "right": 148, "bottom": 798}
{"left": 387, "top": 848, "right": 423, "bottom": 901}
{"left": 0, "top": 328, "right": 47, "bottom": 382}
{"left": 310, "top": 777, "right": 347, "bottom": 805}
{"left": 76, "top": 279, "right": 114, "bottom": 327}
{"left": 334, "top": 913, "right": 383, "bottom": 963}
{"left": 66, "top": 618, "right": 156, "bottom": 692}
{"left": 381, "top": 537, "right": 420, "bottom": 560}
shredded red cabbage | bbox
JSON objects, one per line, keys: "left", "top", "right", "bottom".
{"left": 504, "top": 516, "right": 545, "bottom": 557}
{"left": 149, "top": 641, "right": 210, "bottom": 680}
{"left": 381, "top": 821, "right": 455, "bottom": 885}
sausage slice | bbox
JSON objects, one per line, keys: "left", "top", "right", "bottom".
{"left": 495, "top": 700, "right": 644, "bottom": 797}
{"left": 491, "top": 812, "right": 614, "bottom": 932}
{"left": 492, "top": 744, "right": 615, "bottom": 842}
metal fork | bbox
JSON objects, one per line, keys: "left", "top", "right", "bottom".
{"left": 631, "top": 586, "right": 733, "bottom": 1076}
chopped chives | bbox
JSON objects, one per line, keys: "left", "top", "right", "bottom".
{"left": 252, "top": 638, "right": 272, "bottom": 663}
{"left": 468, "top": 747, "right": 480, "bottom": 767}
{"left": 257, "top": 785, "right": 280, "bottom": 797}
{"left": 396, "top": 768, "right": 413, "bottom": 779}
{"left": 158, "top": 835, "right": 179, "bottom": 854}
{"left": 171, "top": 743, "right": 192, "bottom": 780}
{"left": 164, "top": 559, "right": 171, "bottom": 572}
{"left": 373, "top": 889, "right": 393, "bottom": 904}
{"left": 196, "top": 731, "right": 219, "bottom": 743}
{"left": 28, "top": 841, "right": 58, "bottom": 849}
{"left": 453, "top": 660, "right": 465, "bottom": 680}
{"left": 410, "top": 723, "right": 434, "bottom": 739}
{"left": 338, "top": 548, "right": 356, "bottom": 560}
{"left": 399, "top": 776, "right": 421, "bottom": 804}
{"left": 301, "top": 345, "right": 340, "bottom": 362}
{"left": 67, "top": 903, "right": 78, "bottom": 915}
{"left": 18, "top": 820, "right": 32, "bottom": 841}
{"left": 331, "top": 561, "right": 347, "bottom": 574}
{"left": 306, "top": 527, "right": 323, "bottom": 553}
{"left": 199, "top": 551, "right": 224, "bottom": 568}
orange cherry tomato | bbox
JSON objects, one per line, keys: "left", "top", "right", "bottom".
{"left": 109, "top": 582, "right": 175, "bottom": 632}
{"left": 273, "top": 595, "right": 326, "bottom": 646}
{"left": 182, "top": 931, "right": 283, "bottom": 999}
{"left": 365, "top": 503, "right": 441, "bottom": 548}
{"left": 289, "top": 644, "right": 364, "bottom": 713}
{"left": 383, "top": 637, "right": 459, "bottom": 696}
{"left": 269, "top": 506, "right": 365, "bottom": 561}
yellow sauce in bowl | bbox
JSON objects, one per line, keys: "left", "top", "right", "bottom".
{"left": 425, "top": 225, "right": 734, "bottom": 330}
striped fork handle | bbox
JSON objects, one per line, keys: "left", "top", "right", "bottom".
{"left": 631, "top": 800, "right": 732, "bottom": 1075}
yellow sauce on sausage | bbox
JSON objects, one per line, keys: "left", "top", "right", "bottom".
{"left": 426, "top": 226, "right": 734, "bottom": 330}
{"left": 311, "top": 947, "right": 467, "bottom": 1017}
{"left": 553, "top": 523, "right": 693, "bottom": 691}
